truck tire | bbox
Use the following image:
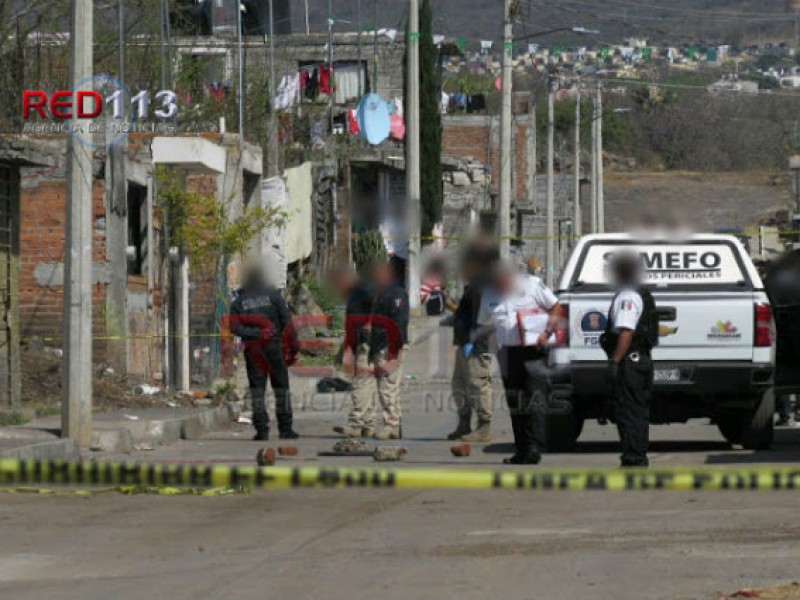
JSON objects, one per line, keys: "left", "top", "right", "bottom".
{"left": 717, "top": 390, "right": 775, "bottom": 450}
{"left": 544, "top": 408, "right": 584, "bottom": 453}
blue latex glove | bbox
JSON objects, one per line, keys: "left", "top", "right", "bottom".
{"left": 463, "top": 343, "right": 474, "bottom": 358}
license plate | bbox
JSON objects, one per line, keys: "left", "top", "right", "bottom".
{"left": 654, "top": 369, "right": 681, "bottom": 383}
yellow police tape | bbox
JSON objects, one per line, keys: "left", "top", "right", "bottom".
{"left": 0, "top": 485, "right": 248, "bottom": 496}
{"left": 4, "top": 459, "right": 800, "bottom": 491}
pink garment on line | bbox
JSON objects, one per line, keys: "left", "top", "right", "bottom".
{"left": 390, "top": 114, "right": 405, "bottom": 140}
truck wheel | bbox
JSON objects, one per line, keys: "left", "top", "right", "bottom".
{"left": 717, "top": 390, "right": 775, "bottom": 450}
{"left": 544, "top": 407, "right": 584, "bottom": 453}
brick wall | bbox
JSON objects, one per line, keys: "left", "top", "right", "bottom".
{"left": 442, "top": 116, "right": 532, "bottom": 201}
{"left": 19, "top": 177, "right": 108, "bottom": 361}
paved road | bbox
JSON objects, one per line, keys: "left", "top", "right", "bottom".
{"left": 4, "top": 401, "right": 800, "bottom": 600}
{"left": 4, "top": 326, "right": 800, "bottom": 599}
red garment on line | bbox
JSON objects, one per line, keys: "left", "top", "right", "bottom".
{"left": 319, "top": 66, "right": 333, "bottom": 96}
{"left": 347, "top": 109, "right": 360, "bottom": 135}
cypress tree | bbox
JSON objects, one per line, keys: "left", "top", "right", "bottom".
{"left": 414, "top": 0, "right": 442, "bottom": 240}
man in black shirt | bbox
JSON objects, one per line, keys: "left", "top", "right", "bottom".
{"left": 230, "top": 266, "right": 299, "bottom": 441}
{"left": 448, "top": 247, "right": 495, "bottom": 442}
{"left": 330, "top": 263, "right": 408, "bottom": 440}
{"left": 368, "top": 262, "right": 409, "bottom": 440}
{"left": 330, "top": 267, "right": 376, "bottom": 438}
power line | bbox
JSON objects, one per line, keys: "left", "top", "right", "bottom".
{"left": 567, "top": 0, "right": 789, "bottom": 19}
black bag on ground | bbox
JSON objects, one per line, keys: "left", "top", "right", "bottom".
{"left": 425, "top": 291, "right": 446, "bottom": 316}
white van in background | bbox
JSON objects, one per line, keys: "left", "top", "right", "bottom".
{"left": 548, "top": 233, "right": 776, "bottom": 452}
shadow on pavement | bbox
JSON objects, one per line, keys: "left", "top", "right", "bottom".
{"left": 573, "top": 440, "right": 732, "bottom": 454}
{"left": 482, "top": 443, "right": 516, "bottom": 454}
{"left": 705, "top": 451, "right": 800, "bottom": 464}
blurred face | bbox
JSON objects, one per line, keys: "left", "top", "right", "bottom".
{"left": 493, "top": 269, "right": 515, "bottom": 295}
{"left": 329, "top": 270, "right": 356, "bottom": 298}
{"left": 461, "top": 259, "right": 480, "bottom": 281}
{"left": 371, "top": 263, "right": 395, "bottom": 287}
{"left": 610, "top": 253, "right": 641, "bottom": 287}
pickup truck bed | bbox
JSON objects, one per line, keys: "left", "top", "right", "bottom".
{"left": 547, "top": 234, "right": 776, "bottom": 452}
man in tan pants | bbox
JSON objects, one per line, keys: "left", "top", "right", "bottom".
{"left": 447, "top": 241, "right": 498, "bottom": 442}
{"left": 332, "top": 263, "right": 408, "bottom": 440}
{"left": 450, "top": 349, "right": 492, "bottom": 441}
{"left": 349, "top": 342, "right": 405, "bottom": 438}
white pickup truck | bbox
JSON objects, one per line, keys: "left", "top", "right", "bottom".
{"left": 548, "top": 233, "right": 776, "bottom": 451}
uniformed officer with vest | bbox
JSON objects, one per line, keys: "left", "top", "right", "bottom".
{"left": 230, "top": 265, "right": 299, "bottom": 441}
{"left": 601, "top": 252, "right": 658, "bottom": 467}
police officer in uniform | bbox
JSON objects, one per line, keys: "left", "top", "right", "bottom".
{"left": 601, "top": 253, "right": 658, "bottom": 467}
{"left": 230, "top": 266, "right": 299, "bottom": 441}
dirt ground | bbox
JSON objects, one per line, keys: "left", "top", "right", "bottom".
{"left": 722, "top": 584, "right": 800, "bottom": 599}
{"left": 605, "top": 171, "right": 789, "bottom": 234}
{"left": 19, "top": 347, "right": 204, "bottom": 415}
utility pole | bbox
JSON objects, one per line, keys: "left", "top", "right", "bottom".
{"left": 590, "top": 84, "right": 598, "bottom": 234}
{"left": 406, "top": 0, "right": 421, "bottom": 310}
{"left": 356, "top": 0, "right": 363, "bottom": 97}
{"left": 305, "top": 0, "right": 311, "bottom": 35}
{"left": 573, "top": 85, "right": 582, "bottom": 239}
{"left": 327, "top": 0, "right": 334, "bottom": 132}
{"left": 596, "top": 82, "right": 605, "bottom": 233}
{"left": 159, "top": 0, "right": 167, "bottom": 90}
{"left": 236, "top": 0, "right": 244, "bottom": 148}
{"left": 545, "top": 73, "right": 555, "bottom": 287}
{"left": 269, "top": 0, "right": 276, "bottom": 117}
{"left": 372, "top": 0, "right": 378, "bottom": 90}
{"left": 267, "top": 0, "right": 277, "bottom": 176}
{"left": 118, "top": 0, "right": 124, "bottom": 86}
{"left": 526, "top": 95, "right": 537, "bottom": 208}
{"left": 498, "top": 0, "right": 514, "bottom": 259}
{"left": 63, "top": 0, "right": 94, "bottom": 447}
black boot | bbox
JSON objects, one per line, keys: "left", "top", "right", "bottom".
{"left": 447, "top": 416, "right": 472, "bottom": 441}
{"left": 253, "top": 428, "right": 269, "bottom": 441}
{"left": 503, "top": 448, "right": 541, "bottom": 465}
{"left": 279, "top": 429, "right": 300, "bottom": 440}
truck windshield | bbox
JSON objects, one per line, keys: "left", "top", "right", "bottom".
{"left": 569, "top": 240, "right": 754, "bottom": 292}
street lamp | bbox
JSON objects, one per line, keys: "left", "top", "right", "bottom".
{"left": 498, "top": 20, "right": 599, "bottom": 265}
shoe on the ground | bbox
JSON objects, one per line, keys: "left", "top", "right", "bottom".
{"left": 461, "top": 423, "right": 491, "bottom": 442}
{"left": 373, "top": 427, "right": 402, "bottom": 441}
{"left": 502, "top": 449, "right": 541, "bottom": 465}
{"left": 253, "top": 430, "right": 269, "bottom": 441}
{"left": 446, "top": 420, "right": 471, "bottom": 441}
{"left": 777, "top": 417, "right": 790, "bottom": 427}
{"left": 333, "top": 425, "right": 364, "bottom": 437}
{"left": 279, "top": 429, "right": 300, "bottom": 440}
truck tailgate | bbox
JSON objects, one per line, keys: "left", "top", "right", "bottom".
{"left": 568, "top": 292, "right": 755, "bottom": 362}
